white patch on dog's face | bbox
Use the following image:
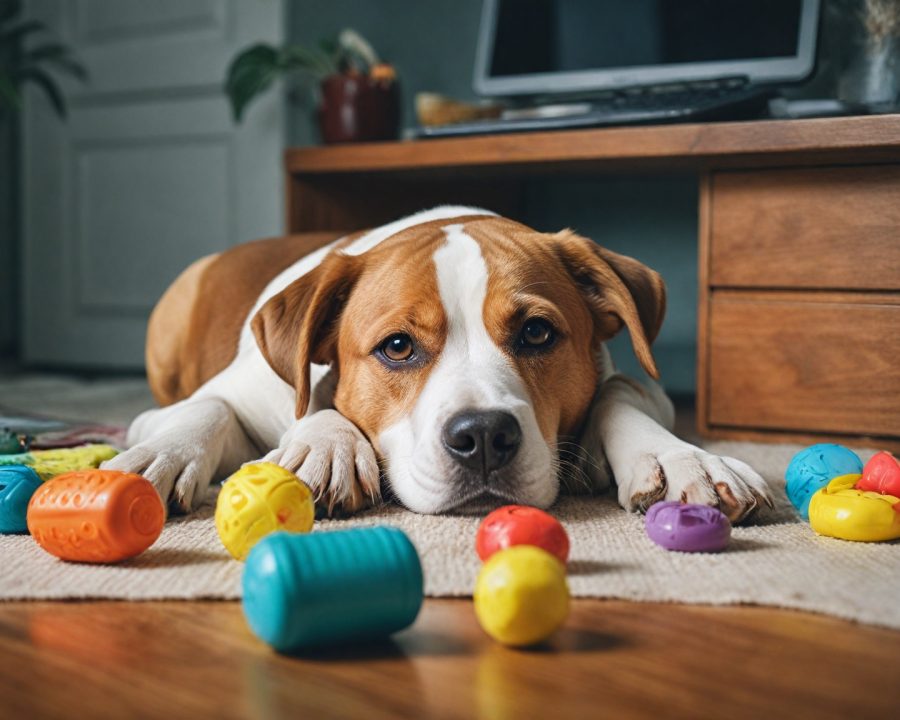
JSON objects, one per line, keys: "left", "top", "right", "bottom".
{"left": 378, "top": 224, "right": 557, "bottom": 513}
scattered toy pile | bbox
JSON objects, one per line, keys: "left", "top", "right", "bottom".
{"left": 215, "top": 462, "right": 424, "bottom": 653}
{"left": 473, "top": 505, "right": 571, "bottom": 647}
{"left": 787, "top": 444, "right": 900, "bottom": 542}
{"left": 215, "top": 462, "right": 315, "bottom": 560}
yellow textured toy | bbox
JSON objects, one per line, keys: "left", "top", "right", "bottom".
{"left": 808, "top": 473, "right": 900, "bottom": 542}
{"left": 215, "top": 462, "right": 314, "bottom": 560}
{"left": 0, "top": 444, "right": 119, "bottom": 481}
{"left": 474, "top": 545, "right": 569, "bottom": 647}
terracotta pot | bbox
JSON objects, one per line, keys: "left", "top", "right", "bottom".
{"left": 317, "top": 73, "right": 400, "bottom": 144}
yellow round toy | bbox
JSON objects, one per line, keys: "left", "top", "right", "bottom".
{"left": 215, "top": 462, "right": 314, "bottom": 560}
{"left": 808, "top": 473, "right": 900, "bottom": 543}
{"left": 474, "top": 545, "right": 569, "bottom": 647}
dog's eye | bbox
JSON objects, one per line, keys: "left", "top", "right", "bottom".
{"left": 519, "top": 318, "right": 555, "bottom": 350}
{"left": 380, "top": 333, "right": 415, "bottom": 362}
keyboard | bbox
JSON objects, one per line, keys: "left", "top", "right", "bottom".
{"left": 416, "top": 81, "right": 772, "bottom": 138}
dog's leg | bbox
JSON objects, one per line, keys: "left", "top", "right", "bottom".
{"left": 579, "top": 373, "right": 772, "bottom": 522}
{"left": 259, "top": 408, "right": 380, "bottom": 515}
{"left": 102, "top": 397, "right": 258, "bottom": 512}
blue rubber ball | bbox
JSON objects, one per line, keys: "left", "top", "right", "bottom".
{"left": 785, "top": 444, "right": 863, "bottom": 519}
{"left": 0, "top": 465, "right": 43, "bottom": 533}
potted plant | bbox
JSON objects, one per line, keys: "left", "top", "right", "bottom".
{"left": 0, "top": 0, "right": 86, "bottom": 117}
{"left": 0, "top": 0, "right": 85, "bottom": 360}
{"left": 226, "top": 29, "right": 400, "bottom": 144}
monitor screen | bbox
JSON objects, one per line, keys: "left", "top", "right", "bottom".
{"left": 476, "top": 0, "right": 819, "bottom": 96}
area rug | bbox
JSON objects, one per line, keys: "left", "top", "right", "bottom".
{"left": 2, "top": 440, "right": 898, "bottom": 630}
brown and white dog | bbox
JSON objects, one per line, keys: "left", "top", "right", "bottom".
{"left": 105, "top": 207, "right": 771, "bottom": 520}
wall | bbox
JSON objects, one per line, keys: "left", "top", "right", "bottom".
{"left": 0, "top": 105, "right": 15, "bottom": 361}
{"left": 286, "top": 0, "right": 698, "bottom": 393}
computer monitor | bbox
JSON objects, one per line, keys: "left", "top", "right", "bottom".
{"left": 474, "top": 0, "right": 820, "bottom": 97}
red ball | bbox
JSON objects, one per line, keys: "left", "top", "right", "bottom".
{"left": 476, "top": 505, "right": 569, "bottom": 564}
{"left": 856, "top": 451, "right": 900, "bottom": 498}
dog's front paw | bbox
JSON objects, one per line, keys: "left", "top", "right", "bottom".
{"left": 617, "top": 444, "right": 773, "bottom": 523}
{"left": 102, "top": 441, "right": 214, "bottom": 514}
{"left": 261, "top": 409, "right": 380, "bottom": 516}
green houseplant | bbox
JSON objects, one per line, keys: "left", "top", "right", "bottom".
{"left": 225, "top": 29, "right": 399, "bottom": 144}
{"left": 0, "top": 0, "right": 86, "bottom": 118}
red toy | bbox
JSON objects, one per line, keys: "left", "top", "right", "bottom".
{"left": 855, "top": 452, "right": 900, "bottom": 498}
{"left": 475, "top": 505, "right": 569, "bottom": 564}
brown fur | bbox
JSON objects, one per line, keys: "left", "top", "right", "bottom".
{"left": 149, "top": 214, "right": 665, "bottom": 462}
{"left": 332, "top": 228, "right": 450, "bottom": 454}
{"left": 466, "top": 218, "right": 599, "bottom": 442}
{"left": 251, "top": 215, "right": 493, "bottom": 427}
{"left": 467, "top": 218, "right": 666, "bottom": 442}
{"left": 146, "top": 232, "right": 344, "bottom": 405}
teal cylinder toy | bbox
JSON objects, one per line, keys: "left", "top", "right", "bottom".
{"left": 0, "top": 465, "right": 43, "bottom": 533}
{"left": 242, "top": 526, "right": 423, "bottom": 652}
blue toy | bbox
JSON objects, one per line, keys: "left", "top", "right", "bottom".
{"left": 242, "top": 526, "right": 423, "bottom": 653}
{"left": 0, "top": 465, "right": 43, "bottom": 533}
{"left": 785, "top": 444, "right": 863, "bottom": 520}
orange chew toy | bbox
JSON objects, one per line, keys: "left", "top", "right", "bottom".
{"left": 27, "top": 469, "right": 165, "bottom": 563}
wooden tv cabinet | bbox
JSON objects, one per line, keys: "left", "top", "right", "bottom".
{"left": 284, "top": 115, "right": 900, "bottom": 450}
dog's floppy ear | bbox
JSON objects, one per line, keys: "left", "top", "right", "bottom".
{"left": 553, "top": 230, "right": 666, "bottom": 379}
{"left": 252, "top": 251, "right": 362, "bottom": 418}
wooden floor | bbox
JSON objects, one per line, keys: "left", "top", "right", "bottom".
{"left": 1, "top": 598, "right": 898, "bottom": 720}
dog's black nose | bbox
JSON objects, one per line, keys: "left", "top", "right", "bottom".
{"left": 442, "top": 410, "right": 522, "bottom": 474}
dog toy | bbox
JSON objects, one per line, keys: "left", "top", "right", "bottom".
{"left": 785, "top": 444, "right": 863, "bottom": 519}
{"left": 27, "top": 469, "right": 165, "bottom": 563}
{"left": 808, "top": 473, "right": 900, "bottom": 542}
{"left": 644, "top": 501, "right": 731, "bottom": 552}
{"left": 474, "top": 545, "right": 570, "bottom": 647}
{"left": 0, "top": 443, "right": 119, "bottom": 481}
{"left": 855, "top": 451, "right": 900, "bottom": 497}
{"left": 215, "top": 462, "right": 315, "bottom": 561}
{"left": 475, "top": 504, "right": 570, "bottom": 563}
{"left": 242, "top": 527, "right": 423, "bottom": 652}
{"left": 0, "top": 429, "right": 29, "bottom": 455}
{"left": 0, "top": 465, "right": 43, "bottom": 533}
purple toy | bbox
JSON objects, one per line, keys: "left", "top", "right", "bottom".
{"left": 644, "top": 502, "right": 731, "bottom": 553}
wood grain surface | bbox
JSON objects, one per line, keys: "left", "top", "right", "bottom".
{"left": 709, "top": 165, "right": 900, "bottom": 290}
{"left": 707, "top": 291, "right": 900, "bottom": 439}
{"left": 284, "top": 115, "right": 900, "bottom": 176}
{"left": 1, "top": 598, "right": 899, "bottom": 720}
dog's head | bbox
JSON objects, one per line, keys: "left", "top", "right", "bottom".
{"left": 252, "top": 215, "right": 665, "bottom": 513}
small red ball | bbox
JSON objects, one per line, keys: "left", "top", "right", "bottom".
{"left": 475, "top": 505, "right": 569, "bottom": 564}
{"left": 856, "top": 451, "right": 900, "bottom": 497}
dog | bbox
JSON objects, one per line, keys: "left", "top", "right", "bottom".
{"left": 104, "top": 206, "right": 772, "bottom": 520}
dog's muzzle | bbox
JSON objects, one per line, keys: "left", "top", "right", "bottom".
{"left": 441, "top": 409, "right": 522, "bottom": 476}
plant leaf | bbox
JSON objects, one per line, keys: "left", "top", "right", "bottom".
{"left": 0, "top": 1, "right": 23, "bottom": 25}
{"left": 0, "top": 18, "right": 45, "bottom": 44}
{"left": 318, "top": 36, "right": 338, "bottom": 59}
{"left": 22, "top": 42, "right": 68, "bottom": 62}
{"left": 15, "top": 66, "right": 66, "bottom": 117}
{"left": 337, "top": 28, "right": 379, "bottom": 68}
{"left": 44, "top": 54, "right": 88, "bottom": 82}
{"left": 0, "top": 69, "right": 21, "bottom": 110}
{"left": 281, "top": 45, "right": 336, "bottom": 75}
{"left": 225, "top": 43, "right": 282, "bottom": 122}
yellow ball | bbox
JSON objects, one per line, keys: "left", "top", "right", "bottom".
{"left": 474, "top": 545, "right": 569, "bottom": 647}
{"left": 808, "top": 473, "right": 900, "bottom": 542}
{"left": 215, "top": 462, "right": 314, "bottom": 560}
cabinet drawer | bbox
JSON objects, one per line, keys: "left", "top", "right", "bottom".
{"left": 707, "top": 293, "right": 900, "bottom": 438}
{"left": 709, "top": 165, "right": 900, "bottom": 290}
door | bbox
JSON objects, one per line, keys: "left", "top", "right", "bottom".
{"left": 21, "top": 0, "right": 284, "bottom": 367}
